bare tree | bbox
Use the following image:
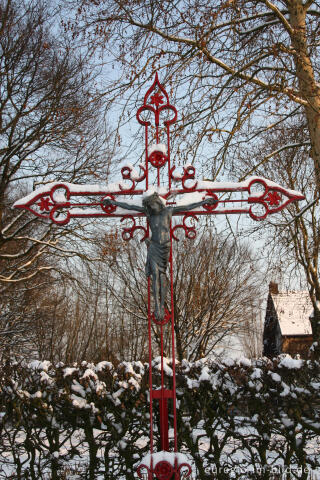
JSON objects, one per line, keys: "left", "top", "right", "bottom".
{"left": 19, "top": 251, "right": 146, "bottom": 364}
{"left": 73, "top": 0, "right": 320, "bottom": 189}
{"left": 93, "top": 228, "right": 263, "bottom": 362}
{"left": 0, "top": 264, "right": 62, "bottom": 362}
{"left": 240, "top": 299, "right": 264, "bottom": 358}
{"left": 235, "top": 117, "right": 320, "bottom": 353}
{"left": 0, "top": 0, "right": 118, "bottom": 360}
{"left": 0, "top": 0, "right": 113, "bottom": 287}
{"left": 172, "top": 232, "right": 263, "bottom": 360}
{"left": 69, "top": 0, "right": 320, "bottom": 355}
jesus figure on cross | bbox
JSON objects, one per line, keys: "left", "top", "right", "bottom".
{"left": 103, "top": 192, "right": 217, "bottom": 320}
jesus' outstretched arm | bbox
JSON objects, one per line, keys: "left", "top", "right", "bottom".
{"left": 103, "top": 198, "right": 145, "bottom": 213}
{"left": 172, "top": 197, "right": 217, "bottom": 214}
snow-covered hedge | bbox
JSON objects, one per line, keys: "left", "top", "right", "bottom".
{"left": 0, "top": 356, "right": 319, "bottom": 479}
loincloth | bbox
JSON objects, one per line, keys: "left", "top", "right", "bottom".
{"left": 145, "top": 240, "right": 170, "bottom": 277}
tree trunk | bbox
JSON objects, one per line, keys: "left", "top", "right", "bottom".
{"left": 289, "top": 0, "right": 320, "bottom": 193}
{"left": 309, "top": 304, "right": 320, "bottom": 357}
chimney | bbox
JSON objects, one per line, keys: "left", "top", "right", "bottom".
{"left": 269, "top": 282, "right": 279, "bottom": 295}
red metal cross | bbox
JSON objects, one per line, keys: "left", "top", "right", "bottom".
{"left": 14, "top": 73, "right": 304, "bottom": 478}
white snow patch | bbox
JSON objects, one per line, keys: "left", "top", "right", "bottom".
{"left": 148, "top": 143, "right": 167, "bottom": 155}
{"left": 251, "top": 368, "right": 262, "bottom": 380}
{"left": 71, "top": 394, "right": 88, "bottom": 409}
{"left": 128, "top": 378, "right": 140, "bottom": 390}
{"left": 279, "top": 356, "right": 304, "bottom": 369}
{"left": 138, "top": 450, "right": 190, "bottom": 469}
{"left": 81, "top": 369, "right": 98, "bottom": 381}
{"left": 121, "top": 362, "right": 135, "bottom": 374}
{"left": 270, "top": 372, "right": 281, "bottom": 382}
{"left": 199, "top": 366, "right": 210, "bottom": 382}
{"left": 281, "top": 415, "right": 295, "bottom": 428}
{"left": 13, "top": 182, "right": 128, "bottom": 206}
{"left": 153, "top": 357, "right": 173, "bottom": 377}
{"left": 238, "top": 357, "right": 252, "bottom": 368}
{"left": 196, "top": 176, "right": 303, "bottom": 197}
{"left": 71, "top": 381, "right": 86, "bottom": 398}
{"left": 280, "top": 382, "right": 290, "bottom": 397}
{"left": 31, "top": 391, "right": 42, "bottom": 399}
{"left": 95, "top": 361, "right": 113, "bottom": 372}
{"left": 29, "top": 360, "right": 51, "bottom": 371}
{"left": 40, "top": 371, "right": 52, "bottom": 384}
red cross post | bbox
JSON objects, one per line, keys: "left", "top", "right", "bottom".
{"left": 14, "top": 73, "right": 304, "bottom": 479}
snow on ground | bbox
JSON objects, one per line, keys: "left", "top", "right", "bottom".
{"left": 1, "top": 420, "right": 319, "bottom": 479}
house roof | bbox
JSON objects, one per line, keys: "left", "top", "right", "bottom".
{"left": 271, "top": 291, "right": 313, "bottom": 336}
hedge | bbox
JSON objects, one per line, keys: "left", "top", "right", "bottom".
{"left": 0, "top": 356, "right": 319, "bottom": 479}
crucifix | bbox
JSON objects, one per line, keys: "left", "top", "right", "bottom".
{"left": 103, "top": 193, "right": 217, "bottom": 321}
{"left": 15, "top": 73, "right": 304, "bottom": 479}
